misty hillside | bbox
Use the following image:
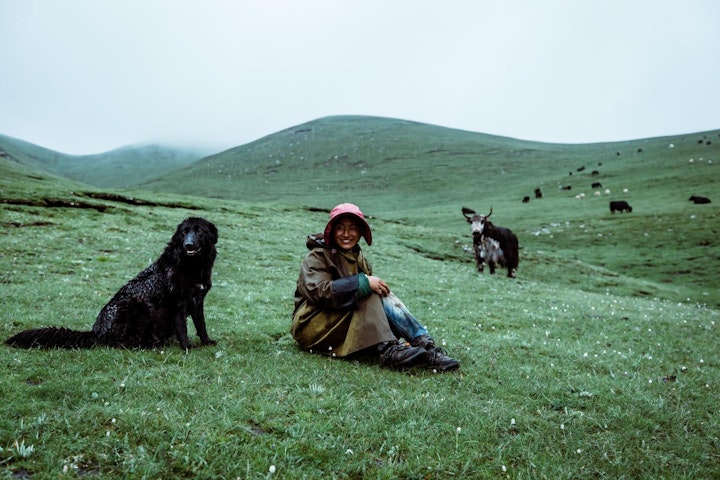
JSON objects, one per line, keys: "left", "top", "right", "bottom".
{"left": 1, "top": 115, "right": 718, "bottom": 306}
{"left": 0, "top": 134, "right": 211, "bottom": 188}
{"left": 3, "top": 116, "right": 718, "bottom": 218}
{"left": 140, "top": 115, "right": 719, "bottom": 223}
{"left": 3, "top": 115, "right": 718, "bottom": 223}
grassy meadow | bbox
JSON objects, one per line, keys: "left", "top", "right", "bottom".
{"left": 1, "top": 117, "right": 719, "bottom": 478}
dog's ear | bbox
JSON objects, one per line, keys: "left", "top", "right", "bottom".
{"left": 173, "top": 222, "right": 187, "bottom": 241}
{"left": 208, "top": 222, "right": 218, "bottom": 245}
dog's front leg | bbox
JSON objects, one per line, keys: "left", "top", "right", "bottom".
{"left": 191, "top": 302, "right": 216, "bottom": 346}
{"left": 174, "top": 311, "right": 193, "bottom": 350}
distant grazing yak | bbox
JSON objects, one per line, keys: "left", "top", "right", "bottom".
{"left": 5, "top": 217, "right": 219, "bottom": 351}
{"left": 609, "top": 200, "right": 633, "bottom": 214}
{"left": 689, "top": 195, "right": 711, "bottom": 204}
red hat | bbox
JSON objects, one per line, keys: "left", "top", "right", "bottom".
{"left": 324, "top": 203, "right": 373, "bottom": 247}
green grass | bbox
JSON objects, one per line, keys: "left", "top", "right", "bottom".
{"left": 1, "top": 117, "right": 719, "bottom": 478}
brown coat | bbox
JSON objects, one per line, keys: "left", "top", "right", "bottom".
{"left": 291, "top": 234, "right": 395, "bottom": 357}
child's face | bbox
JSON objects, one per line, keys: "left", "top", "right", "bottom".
{"left": 333, "top": 217, "right": 361, "bottom": 250}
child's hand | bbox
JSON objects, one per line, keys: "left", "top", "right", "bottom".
{"left": 367, "top": 275, "right": 390, "bottom": 296}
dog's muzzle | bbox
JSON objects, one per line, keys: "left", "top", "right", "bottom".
{"left": 184, "top": 232, "right": 201, "bottom": 256}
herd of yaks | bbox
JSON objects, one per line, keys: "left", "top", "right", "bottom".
{"left": 463, "top": 192, "right": 712, "bottom": 279}
{"left": 464, "top": 161, "right": 713, "bottom": 279}
{"left": 519, "top": 159, "right": 713, "bottom": 214}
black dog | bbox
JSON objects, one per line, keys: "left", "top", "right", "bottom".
{"left": 5, "top": 217, "right": 218, "bottom": 350}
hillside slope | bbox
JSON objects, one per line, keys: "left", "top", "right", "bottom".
{"left": 142, "top": 115, "right": 720, "bottom": 306}
{"left": 142, "top": 115, "right": 719, "bottom": 218}
{"left": 1, "top": 116, "right": 718, "bottom": 306}
{"left": 0, "top": 134, "right": 209, "bottom": 188}
{"left": 2, "top": 120, "right": 719, "bottom": 479}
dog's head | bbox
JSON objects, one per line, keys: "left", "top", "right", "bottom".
{"left": 174, "top": 217, "right": 218, "bottom": 257}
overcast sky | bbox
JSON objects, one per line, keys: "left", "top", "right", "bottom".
{"left": 1, "top": 0, "right": 718, "bottom": 155}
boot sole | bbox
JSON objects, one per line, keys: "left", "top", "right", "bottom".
{"left": 382, "top": 347, "right": 428, "bottom": 370}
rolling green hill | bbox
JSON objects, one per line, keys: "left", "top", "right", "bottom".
{"left": 138, "top": 116, "right": 720, "bottom": 306}
{"left": 2, "top": 117, "right": 720, "bottom": 477}
{"left": 1, "top": 115, "right": 718, "bottom": 307}
{"left": 142, "top": 115, "right": 718, "bottom": 219}
{"left": 0, "top": 134, "right": 210, "bottom": 188}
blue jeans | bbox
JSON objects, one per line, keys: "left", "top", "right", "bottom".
{"left": 381, "top": 293, "right": 428, "bottom": 341}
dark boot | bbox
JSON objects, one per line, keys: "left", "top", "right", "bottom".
{"left": 425, "top": 349, "right": 460, "bottom": 372}
{"left": 411, "top": 333, "right": 438, "bottom": 351}
{"left": 378, "top": 341, "right": 428, "bottom": 370}
{"left": 411, "top": 335, "right": 460, "bottom": 372}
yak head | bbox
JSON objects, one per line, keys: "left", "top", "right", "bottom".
{"left": 462, "top": 206, "right": 493, "bottom": 238}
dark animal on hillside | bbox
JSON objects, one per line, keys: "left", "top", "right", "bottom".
{"left": 469, "top": 232, "right": 495, "bottom": 274}
{"left": 522, "top": 196, "right": 530, "bottom": 203}
{"left": 462, "top": 207, "right": 519, "bottom": 278}
{"left": 609, "top": 200, "right": 633, "bottom": 213}
{"left": 591, "top": 170, "right": 600, "bottom": 176}
{"left": 689, "top": 195, "right": 711, "bottom": 204}
{"left": 591, "top": 182, "right": 602, "bottom": 189}
{"left": 534, "top": 188, "right": 542, "bottom": 199}
{"left": 577, "top": 166, "right": 585, "bottom": 172}
{"left": 5, "top": 217, "right": 219, "bottom": 351}
{"left": 476, "top": 236, "right": 506, "bottom": 275}
{"left": 560, "top": 185, "right": 572, "bottom": 190}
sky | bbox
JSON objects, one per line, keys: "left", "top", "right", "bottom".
{"left": 1, "top": 0, "right": 719, "bottom": 155}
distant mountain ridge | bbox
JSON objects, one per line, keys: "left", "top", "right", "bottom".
{"left": 2, "top": 116, "right": 718, "bottom": 212}
{"left": 0, "top": 134, "right": 213, "bottom": 188}
{"left": 138, "top": 115, "right": 720, "bottom": 214}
